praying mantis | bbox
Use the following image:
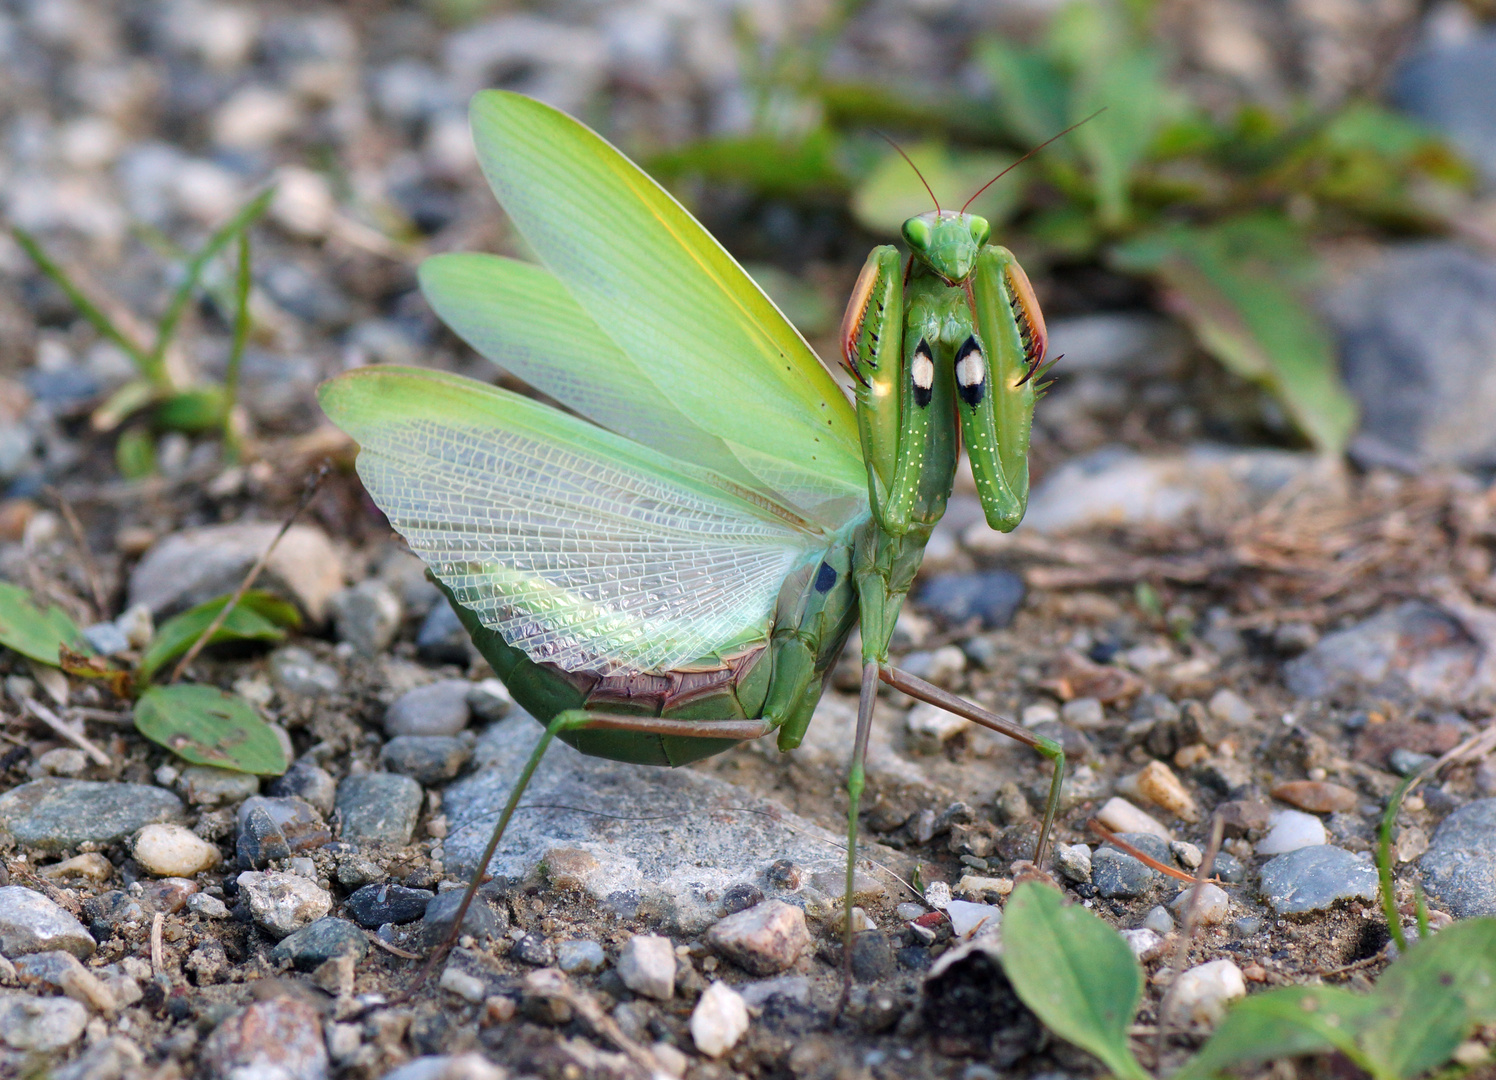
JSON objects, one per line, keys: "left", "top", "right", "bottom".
{"left": 318, "top": 90, "right": 1070, "bottom": 997}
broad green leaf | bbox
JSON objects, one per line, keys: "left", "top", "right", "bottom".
{"left": 319, "top": 366, "right": 827, "bottom": 675}
{"left": 1001, "top": 883, "right": 1150, "bottom": 1080}
{"left": 1359, "top": 918, "right": 1496, "bottom": 1080}
{"left": 743, "top": 265, "right": 836, "bottom": 337}
{"left": 134, "top": 684, "right": 287, "bottom": 775}
{"left": 155, "top": 387, "right": 227, "bottom": 433}
{"left": 465, "top": 91, "right": 866, "bottom": 533}
{"left": 0, "top": 582, "right": 90, "bottom": 666}
{"left": 1111, "top": 214, "right": 1358, "bottom": 455}
{"left": 137, "top": 590, "right": 300, "bottom": 683}
{"left": 850, "top": 143, "right": 1027, "bottom": 237}
{"left": 1176, "top": 985, "right": 1380, "bottom": 1080}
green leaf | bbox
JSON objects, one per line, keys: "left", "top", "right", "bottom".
{"left": 116, "top": 426, "right": 156, "bottom": 479}
{"left": 1176, "top": 985, "right": 1380, "bottom": 1080}
{"left": 743, "top": 265, "right": 836, "bottom": 337}
{"left": 646, "top": 130, "right": 846, "bottom": 197}
{"left": 133, "top": 684, "right": 287, "bottom": 775}
{"left": 91, "top": 379, "right": 160, "bottom": 433}
{"left": 0, "top": 583, "right": 91, "bottom": 667}
{"left": 1001, "top": 883, "right": 1150, "bottom": 1080}
{"left": 1110, "top": 214, "right": 1358, "bottom": 455}
{"left": 155, "top": 387, "right": 228, "bottom": 433}
{"left": 136, "top": 590, "right": 300, "bottom": 683}
{"left": 850, "top": 143, "right": 1027, "bottom": 237}
{"left": 1359, "top": 918, "right": 1496, "bottom": 1080}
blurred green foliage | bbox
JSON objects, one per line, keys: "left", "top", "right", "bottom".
{"left": 649, "top": 0, "right": 1472, "bottom": 456}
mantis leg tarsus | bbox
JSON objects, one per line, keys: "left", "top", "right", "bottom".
{"left": 880, "top": 664, "right": 1065, "bottom": 869}
{"left": 405, "top": 709, "right": 773, "bottom": 1000}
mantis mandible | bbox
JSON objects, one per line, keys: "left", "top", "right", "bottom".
{"left": 318, "top": 90, "right": 1077, "bottom": 1001}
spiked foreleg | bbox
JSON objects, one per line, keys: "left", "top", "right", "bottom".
{"left": 840, "top": 246, "right": 904, "bottom": 526}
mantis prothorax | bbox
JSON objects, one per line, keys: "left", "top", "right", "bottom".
{"left": 318, "top": 91, "right": 1079, "bottom": 1006}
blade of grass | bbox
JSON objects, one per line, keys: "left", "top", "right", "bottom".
{"left": 147, "top": 187, "right": 274, "bottom": 376}
{"left": 11, "top": 227, "right": 158, "bottom": 384}
{"left": 223, "top": 229, "right": 253, "bottom": 462}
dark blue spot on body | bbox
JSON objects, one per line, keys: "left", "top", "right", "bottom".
{"left": 814, "top": 562, "right": 838, "bottom": 593}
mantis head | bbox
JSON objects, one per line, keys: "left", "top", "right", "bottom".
{"left": 902, "top": 211, "right": 991, "bottom": 284}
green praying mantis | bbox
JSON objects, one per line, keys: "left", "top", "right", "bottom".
{"left": 318, "top": 90, "right": 1072, "bottom": 997}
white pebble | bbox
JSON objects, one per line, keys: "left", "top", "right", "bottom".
{"left": 1120, "top": 928, "right": 1164, "bottom": 961}
{"left": 945, "top": 899, "right": 1001, "bottom": 940}
{"left": 617, "top": 935, "right": 675, "bottom": 1000}
{"left": 1208, "top": 689, "right": 1255, "bottom": 726}
{"left": 1171, "top": 841, "right": 1203, "bottom": 869}
{"left": 690, "top": 981, "right": 749, "bottom": 1058}
{"left": 923, "top": 880, "right": 952, "bottom": 911}
{"left": 1060, "top": 697, "right": 1105, "bottom": 729}
{"left": 906, "top": 702, "right": 966, "bottom": 749}
{"left": 438, "top": 966, "right": 486, "bottom": 1003}
{"left": 1256, "top": 809, "right": 1327, "bottom": 855}
{"left": 1096, "top": 797, "right": 1172, "bottom": 841}
{"left": 132, "top": 825, "right": 220, "bottom": 877}
{"left": 1120, "top": 761, "right": 1200, "bottom": 822}
{"left": 1055, "top": 842, "right": 1092, "bottom": 883}
{"left": 1169, "top": 883, "right": 1231, "bottom": 926}
{"left": 1022, "top": 701, "right": 1060, "bottom": 727}
{"left": 1166, "top": 959, "right": 1246, "bottom": 1026}
{"left": 1143, "top": 906, "right": 1174, "bottom": 934}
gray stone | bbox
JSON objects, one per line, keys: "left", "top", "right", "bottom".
{"left": 416, "top": 602, "right": 473, "bottom": 665}
{"left": 0, "top": 779, "right": 183, "bottom": 851}
{"left": 418, "top": 890, "right": 506, "bottom": 946}
{"left": 1420, "top": 798, "right": 1496, "bottom": 917}
{"left": 345, "top": 883, "right": 433, "bottom": 927}
{"left": 268, "top": 761, "right": 337, "bottom": 817}
{"left": 179, "top": 764, "right": 260, "bottom": 806}
{"left": 52, "top": 1036, "right": 144, "bottom": 1080}
{"left": 915, "top": 571, "right": 1025, "bottom": 630}
{"left": 336, "top": 773, "right": 423, "bottom": 845}
{"left": 128, "top": 522, "right": 342, "bottom": 621}
{"left": 1284, "top": 601, "right": 1491, "bottom": 703}
{"left": 1329, "top": 242, "right": 1496, "bottom": 469}
{"left": 381, "top": 1054, "right": 505, "bottom": 1080}
{"left": 329, "top": 580, "right": 403, "bottom": 656}
{"left": 1259, "top": 846, "right": 1379, "bottom": 914}
{"left": 385, "top": 680, "right": 472, "bottom": 737}
{"left": 237, "top": 796, "right": 331, "bottom": 869}
{"left": 556, "top": 938, "right": 606, "bottom": 974}
{"left": 0, "top": 991, "right": 88, "bottom": 1051}
{"left": 380, "top": 735, "right": 472, "bottom": 785}
{"left": 82, "top": 621, "right": 130, "bottom": 656}
{"left": 442, "top": 717, "right": 912, "bottom": 935}
{"left": 0, "top": 886, "right": 96, "bottom": 958}
{"left": 270, "top": 647, "right": 342, "bottom": 698}
{"left": 466, "top": 679, "right": 513, "bottom": 723}
{"left": 270, "top": 917, "right": 369, "bottom": 970}
{"left": 617, "top": 934, "right": 675, "bottom": 999}
{"left": 1390, "top": 748, "right": 1437, "bottom": 777}
{"left": 237, "top": 871, "right": 333, "bottom": 938}
{"left": 511, "top": 931, "right": 554, "bottom": 966}
{"left": 1393, "top": 32, "right": 1496, "bottom": 187}
{"left": 1213, "top": 852, "right": 1246, "bottom": 884}
{"left": 1092, "top": 833, "right": 1170, "bottom": 899}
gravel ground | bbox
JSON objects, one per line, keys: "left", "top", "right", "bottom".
{"left": 2, "top": 2, "right": 1496, "bottom": 1079}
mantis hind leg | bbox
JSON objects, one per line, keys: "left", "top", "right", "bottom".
{"left": 881, "top": 664, "right": 1065, "bottom": 867}
{"left": 836, "top": 660, "right": 880, "bottom": 1018}
{"left": 407, "top": 710, "right": 773, "bottom": 996}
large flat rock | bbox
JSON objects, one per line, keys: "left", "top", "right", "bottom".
{"left": 442, "top": 714, "right": 913, "bottom": 935}
{"left": 0, "top": 779, "right": 185, "bottom": 851}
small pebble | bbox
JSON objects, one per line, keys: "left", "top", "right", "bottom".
{"left": 1142, "top": 906, "right": 1174, "bottom": 934}
{"left": 690, "top": 980, "right": 750, "bottom": 1058}
{"left": 466, "top": 679, "right": 513, "bottom": 723}
{"left": 0, "top": 992, "right": 88, "bottom": 1051}
{"left": 617, "top": 934, "right": 676, "bottom": 1000}
{"left": 236, "top": 871, "right": 333, "bottom": 939}
{"left": 1233, "top": 916, "right": 1262, "bottom": 936}
{"left": 269, "top": 647, "right": 341, "bottom": 697}
{"left": 721, "top": 883, "right": 764, "bottom": 915}
{"left": 895, "top": 902, "right": 927, "bottom": 921}
{"left": 945, "top": 899, "right": 1000, "bottom": 939}
{"left": 38, "top": 853, "right": 112, "bottom": 882}
{"left": 267, "top": 761, "right": 337, "bottom": 817}
{"left": 132, "top": 824, "right": 220, "bottom": 877}
{"left": 383, "top": 1055, "right": 504, "bottom": 1080}
{"left": 1022, "top": 702, "right": 1059, "bottom": 727}
{"left": 33, "top": 748, "right": 87, "bottom": 778}
{"left": 1272, "top": 780, "right": 1358, "bottom": 814}
{"left": 1055, "top": 842, "right": 1092, "bottom": 883}
{"left": 1122, "top": 761, "right": 1199, "bottom": 821}
{"left": 270, "top": 917, "right": 368, "bottom": 971}
{"left": 1093, "top": 833, "right": 1170, "bottom": 898}
{"left": 0, "top": 886, "right": 96, "bottom": 958}
{"left": 1256, "top": 809, "right": 1327, "bottom": 855}
{"left": 1208, "top": 689, "right": 1255, "bottom": 726}
{"left": 955, "top": 874, "right": 1011, "bottom": 900}
{"left": 1171, "top": 841, "right": 1203, "bottom": 870}
{"left": 1419, "top": 798, "right": 1496, "bottom": 917}
{"left": 705, "top": 899, "right": 811, "bottom": 976}
{"left": 385, "top": 680, "right": 472, "bottom": 737}
{"left": 380, "top": 735, "right": 472, "bottom": 785}
{"left": 1168, "top": 883, "right": 1231, "bottom": 926}
{"left": 187, "top": 893, "right": 230, "bottom": 919}
{"left": 1096, "top": 797, "right": 1172, "bottom": 840}
{"left": 419, "top": 891, "right": 506, "bottom": 946}
{"left": 906, "top": 702, "right": 967, "bottom": 751}
{"left": 1165, "top": 959, "right": 1246, "bottom": 1026}
{"left": 347, "top": 884, "right": 434, "bottom": 927}
{"left": 1259, "top": 846, "right": 1379, "bottom": 914}
{"left": 1119, "top": 928, "right": 1163, "bottom": 961}
{"left": 335, "top": 773, "right": 423, "bottom": 845}
{"left": 328, "top": 580, "right": 402, "bottom": 656}
{"left": 439, "top": 966, "right": 487, "bottom": 1004}
{"left": 1389, "top": 748, "right": 1436, "bottom": 777}
{"left": 556, "top": 939, "right": 606, "bottom": 974}
{"left": 923, "top": 880, "right": 953, "bottom": 910}
{"left": 1060, "top": 697, "right": 1104, "bottom": 729}
{"left": 511, "top": 932, "right": 554, "bottom": 966}
{"left": 180, "top": 765, "right": 260, "bottom": 806}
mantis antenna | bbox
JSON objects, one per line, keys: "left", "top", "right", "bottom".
{"left": 961, "top": 107, "right": 1110, "bottom": 213}
{"left": 876, "top": 130, "right": 941, "bottom": 213}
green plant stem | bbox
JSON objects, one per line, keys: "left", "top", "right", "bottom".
{"left": 11, "top": 227, "right": 161, "bottom": 384}
{"left": 1379, "top": 772, "right": 1422, "bottom": 953}
{"left": 223, "top": 230, "right": 253, "bottom": 461}
{"left": 148, "top": 187, "right": 274, "bottom": 378}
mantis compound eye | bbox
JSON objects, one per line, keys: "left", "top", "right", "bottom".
{"left": 901, "top": 216, "right": 933, "bottom": 251}
{"left": 968, "top": 216, "right": 991, "bottom": 247}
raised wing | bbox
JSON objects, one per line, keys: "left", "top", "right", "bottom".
{"left": 464, "top": 90, "right": 866, "bottom": 532}
{"left": 319, "top": 367, "right": 823, "bottom": 675}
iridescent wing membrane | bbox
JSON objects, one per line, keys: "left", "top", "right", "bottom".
{"left": 321, "top": 368, "right": 821, "bottom": 675}
{"left": 321, "top": 91, "right": 870, "bottom": 675}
